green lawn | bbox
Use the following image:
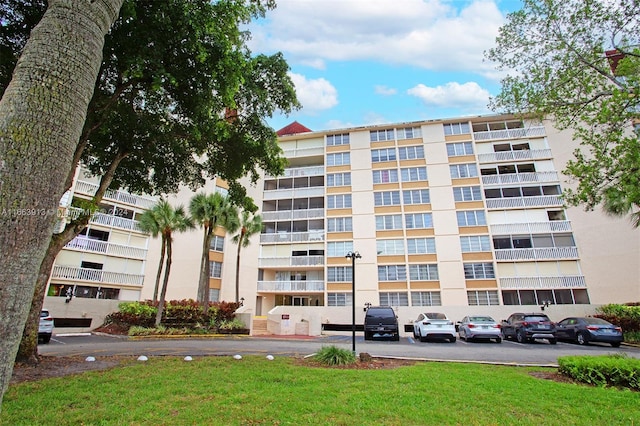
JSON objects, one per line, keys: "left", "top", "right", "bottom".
{"left": 2, "top": 356, "right": 639, "bottom": 425}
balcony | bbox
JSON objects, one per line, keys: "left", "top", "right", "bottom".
{"left": 65, "top": 236, "right": 148, "bottom": 259}
{"left": 259, "top": 256, "right": 325, "bottom": 268}
{"left": 477, "top": 149, "right": 552, "bottom": 163}
{"left": 263, "top": 186, "right": 325, "bottom": 200}
{"left": 282, "top": 146, "right": 324, "bottom": 158}
{"left": 494, "top": 247, "right": 579, "bottom": 261}
{"left": 485, "top": 195, "right": 563, "bottom": 209}
{"left": 490, "top": 221, "right": 572, "bottom": 234}
{"left": 473, "top": 126, "right": 546, "bottom": 141}
{"left": 482, "top": 171, "right": 559, "bottom": 186}
{"left": 265, "top": 165, "right": 325, "bottom": 179}
{"left": 75, "top": 180, "right": 157, "bottom": 209}
{"left": 499, "top": 275, "right": 586, "bottom": 289}
{"left": 262, "top": 208, "right": 325, "bottom": 221}
{"left": 260, "top": 231, "right": 325, "bottom": 244}
{"left": 52, "top": 265, "right": 144, "bottom": 286}
{"left": 257, "top": 280, "right": 325, "bottom": 292}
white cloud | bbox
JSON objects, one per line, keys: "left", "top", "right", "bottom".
{"left": 407, "top": 81, "right": 490, "bottom": 108}
{"left": 375, "top": 85, "right": 397, "bottom": 96}
{"left": 289, "top": 72, "right": 338, "bottom": 112}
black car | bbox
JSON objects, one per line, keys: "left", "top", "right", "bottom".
{"left": 364, "top": 306, "right": 399, "bottom": 341}
{"left": 556, "top": 317, "right": 623, "bottom": 347}
{"left": 501, "top": 312, "right": 557, "bottom": 344}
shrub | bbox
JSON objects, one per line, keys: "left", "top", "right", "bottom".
{"left": 595, "top": 303, "right": 640, "bottom": 337}
{"left": 558, "top": 354, "right": 640, "bottom": 390}
{"left": 313, "top": 346, "right": 357, "bottom": 366}
{"left": 218, "top": 318, "right": 247, "bottom": 331}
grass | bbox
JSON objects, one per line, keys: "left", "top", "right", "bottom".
{"left": 2, "top": 357, "right": 639, "bottom": 425}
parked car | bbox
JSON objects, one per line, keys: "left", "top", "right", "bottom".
{"left": 458, "top": 315, "right": 502, "bottom": 343}
{"left": 413, "top": 312, "right": 456, "bottom": 343}
{"left": 364, "top": 306, "right": 399, "bottom": 341}
{"left": 39, "top": 309, "right": 54, "bottom": 344}
{"left": 501, "top": 313, "right": 556, "bottom": 344}
{"left": 556, "top": 317, "right": 623, "bottom": 347}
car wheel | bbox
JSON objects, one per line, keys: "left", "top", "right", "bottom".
{"left": 576, "top": 332, "right": 589, "bottom": 346}
{"left": 449, "top": 336, "right": 456, "bottom": 343}
{"left": 502, "top": 329, "right": 509, "bottom": 340}
{"left": 40, "top": 334, "right": 51, "bottom": 344}
{"left": 495, "top": 337, "right": 502, "bottom": 343}
{"left": 413, "top": 328, "right": 419, "bottom": 339}
{"left": 549, "top": 338, "right": 557, "bottom": 345}
{"left": 516, "top": 329, "right": 526, "bottom": 343}
{"left": 393, "top": 333, "right": 400, "bottom": 342}
{"left": 364, "top": 331, "right": 372, "bottom": 341}
{"left": 611, "top": 342, "right": 621, "bottom": 348}
{"left": 419, "top": 330, "right": 427, "bottom": 343}
{"left": 459, "top": 330, "right": 465, "bottom": 341}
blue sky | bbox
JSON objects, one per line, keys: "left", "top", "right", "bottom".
{"left": 246, "top": 0, "right": 523, "bottom": 132}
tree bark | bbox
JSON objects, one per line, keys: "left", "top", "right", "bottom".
{"left": 0, "top": 0, "right": 123, "bottom": 410}
{"left": 197, "top": 225, "right": 213, "bottom": 313}
{"left": 155, "top": 234, "right": 173, "bottom": 327}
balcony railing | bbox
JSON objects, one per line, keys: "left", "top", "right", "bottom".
{"left": 65, "top": 236, "right": 148, "bottom": 259}
{"left": 266, "top": 165, "right": 325, "bottom": 179}
{"left": 259, "top": 256, "right": 325, "bottom": 267}
{"left": 262, "top": 208, "right": 325, "bottom": 221}
{"left": 477, "top": 149, "right": 552, "bottom": 163}
{"left": 64, "top": 208, "right": 144, "bottom": 232}
{"left": 499, "top": 275, "right": 586, "bottom": 289}
{"left": 263, "top": 186, "right": 325, "bottom": 200}
{"left": 260, "top": 231, "right": 325, "bottom": 243}
{"left": 52, "top": 265, "right": 144, "bottom": 286}
{"left": 490, "top": 221, "right": 572, "bottom": 234}
{"left": 473, "top": 126, "right": 546, "bottom": 141}
{"left": 257, "top": 280, "right": 325, "bottom": 292}
{"left": 282, "top": 146, "right": 324, "bottom": 158}
{"left": 482, "top": 171, "right": 559, "bottom": 186}
{"left": 485, "top": 195, "right": 563, "bottom": 209}
{"left": 494, "top": 247, "right": 579, "bottom": 261}
{"left": 75, "top": 180, "right": 157, "bottom": 209}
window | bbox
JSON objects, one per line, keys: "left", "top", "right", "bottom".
{"left": 328, "top": 266, "right": 352, "bottom": 282}
{"left": 376, "top": 239, "right": 405, "bottom": 255}
{"left": 371, "top": 148, "right": 397, "bottom": 162}
{"left": 328, "top": 292, "right": 352, "bottom": 306}
{"left": 327, "top": 241, "right": 353, "bottom": 257}
{"left": 210, "top": 235, "right": 224, "bottom": 251}
{"left": 370, "top": 129, "right": 395, "bottom": 142}
{"left": 411, "top": 291, "right": 441, "bottom": 306}
{"left": 327, "top": 172, "right": 351, "bottom": 187}
{"left": 401, "top": 167, "right": 427, "bottom": 182}
{"left": 407, "top": 237, "right": 436, "bottom": 254}
{"left": 450, "top": 163, "right": 478, "bottom": 179}
{"left": 463, "top": 262, "right": 495, "bottom": 279}
{"left": 327, "top": 194, "right": 352, "bottom": 209}
{"left": 372, "top": 169, "right": 399, "bottom": 184}
{"left": 405, "top": 212, "right": 433, "bottom": 229}
{"left": 409, "top": 264, "right": 439, "bottom": 280}
{"left": 209, "top": 261, "right": 222, "bottom": 278}
{"left": 374, "top": 191, "right": 401, "bottom": 206}
{"left": 444, "top": 122, "right": 470, "bottom": 135}
{"left": 375, "top": 214, "right": 403, "bottom": 230}
{"left": 326, "top": 133, "right": 350, "bottom": 146}
{"left": 502, "top": 289, "right": 590, "bottom": 305}
{"left": 398, "top": 145, "right": 424, "bottom": 160}
{"left": 326, "top": 152, "right": 350, "bottom": 166}
{"left": 446, "top": 142, "right": 473, "bottom": 156}
{"left": 403, "top": 189, "right": 430, "bottom": 205}
{"left": 209, "top": 288, "right": 220, "bottom": 302}
{"left": 328, "top": 217, "right": 353, "bottom": 232}
{"left": 467, "top": 290, "right": 500, "bottom": 306}
{"left": 457, "top": 210, "right": 487, "bottom": 226}
{"left": 397, "top": 127, "right": 422, "bottom": 139}
{"left": 453, "top": 186, "right": 482, "bottom": 202}
{"left": 380, "top": 292, "right": 409, "bottom": 306}
{"left": 378, "top": 265, "right": 407, "bottom": 281}
{"left": 460, "top": 235, "right": 491, "bottom": 252}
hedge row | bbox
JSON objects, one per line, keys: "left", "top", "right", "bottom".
{"left": 595, "top": 303, "right": 640, "bottom": 333}
{"left": 558, "top": 354, "right": 640, "bottom": 390}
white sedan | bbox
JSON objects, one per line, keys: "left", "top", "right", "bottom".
{"left": 413, "top": 312, "right": 456, "bottom": 343}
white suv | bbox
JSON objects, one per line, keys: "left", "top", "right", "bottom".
{"left": 39, "top": 310, "right": 54, "bottom": 344}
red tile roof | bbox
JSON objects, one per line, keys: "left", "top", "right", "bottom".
{"left": 276, "top": 121, "right": 312, "bottom": 136}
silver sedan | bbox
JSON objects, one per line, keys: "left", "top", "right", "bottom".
{"left": 458, "top": 315, "right": 502, "bottom": 343}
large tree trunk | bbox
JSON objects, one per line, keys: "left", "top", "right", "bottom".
{"left": 0, "top": 0, "right": 123, "bottom": 410}
{"left": 155, "top": 235, "right": 173, "bottom": 327}
{"left": 197, "top": 226, "right": 213, "bottom": 313}
{"left": 153, "top": 238, "right": 166, "bottom": 302}
{"left": 235, "top": 230, "right": 245, "bottom": 303}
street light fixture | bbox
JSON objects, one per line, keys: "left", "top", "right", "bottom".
{"left": 345, "top": 251, "right": 361, "bottom": 355}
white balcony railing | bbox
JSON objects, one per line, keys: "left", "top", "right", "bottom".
{"left": 473, "top": 126, "right": 546, "bottom": 141}
{"left": 74, "top": 180, "right": 157, "bottom": 209}
{"left": 490, "top": 221, "right": 572, "bottom": 235}
{"left": 91, "top": 212, "right": 142, "bottom": 232}
{"left": 282, "top": 146, "right": 325, "bottom": 158}
{"left": 257, "top": 280, "right": 325, "bottom": 292}
{"left": 485, "top": 195, "right": 563, "bottom": 209}
{"left": 262, "top": 186, "right": 325, "bottom": 201}
{"left": 482, "top": 171, "right": 559, "bottom": 186}
{"left": 500, "top": 276, "right": 586, "bottom": 289}
{"left": 260, "top": 231, "right": 325, "bottom": 244}
{"left": 477, "top": 149, "right": 553, "bottom": 163}
{"left": 262, "top": 208, "right": 325, "bottom": 221}
{"left": 65, "top": 236, "right": 147, "bottom": 259}
{"left": 494, "top": 247, "right": 579, "bottom": 261}
{"left": 259, "top": 256, "right": 325, "bottom": 268}
{"left": 52, "top": 265, "right": 144, "bottom": 286}
{"left": 265, "top": 165, "right": 325, "bottom": 179}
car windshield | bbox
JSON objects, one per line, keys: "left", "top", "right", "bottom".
{"left": 469, "top": 316, "right": 494, "bottom": 323}
{"left": 425, "top": 313, "right": 447, "bottom": 320}
{"left": 524, "top": 316, "right": 550, "bottom": 322}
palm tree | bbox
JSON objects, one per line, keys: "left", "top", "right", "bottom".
{"left": 602, "top": 187, "right": 640, "bottom": 228}
{"left": 232, "top": 210, "right": 262, "bottom": 303}
{"left": 139, "top": 200, "right": 192, "bottom": 326}
{"left": 138, "top": 204, "right": 164, "bottom": 302}
{"left": 189, "top": 192, "right": 239, "bottom": 312}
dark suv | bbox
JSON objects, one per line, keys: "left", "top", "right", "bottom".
{"left": 364, "top": 306, "right": 399, "bottom": 341}
{"left": 501, "top": 313, "right": 557, "bottom": 344}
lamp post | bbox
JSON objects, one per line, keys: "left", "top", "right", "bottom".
{"left": 345, "top": 251, "right": 361, "bottom": 355}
